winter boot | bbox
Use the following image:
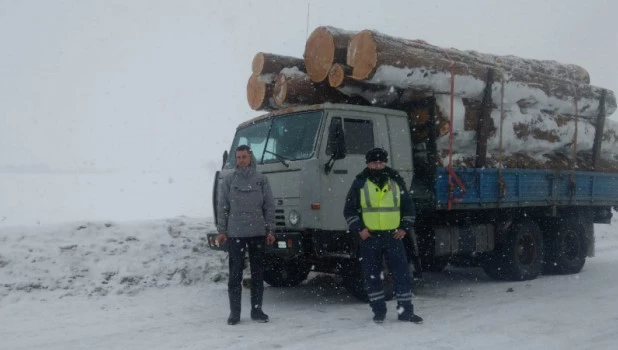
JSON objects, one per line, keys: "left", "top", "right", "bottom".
{"left": 402, "top": 314, "right": 424, "bottom": 324}
{"left": 250, "top": 279, "right": 268, "bottom": 322}
{"left": 372, "top": 312, "right": 386, "bottom": 324}
{"left": 227, "top": 313, "right": 240, "bottom": 325}
{"left": 397, "top": 302, "right": 423, "bottom": 324}
{"left": 369, "top": 298, "right": 387, "bottom": 324}
{"left": 250, "top": 307, "right": 269, "bottom": 323}
{"left": 227, "top": 287, "right": 242, "bottom": 325}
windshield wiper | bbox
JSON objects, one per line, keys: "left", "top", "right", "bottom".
{"left": 263, "top": 150, "right": 290, "bottom": 168}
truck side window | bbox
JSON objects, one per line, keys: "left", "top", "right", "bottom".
{"left": 326, "top": 117, "right": 343, "bottom": 156}
{"left": 344, "top": 118, "right": 374, "bottom": 154}
{"left": 327, "top": 117, "right": 374, "bottom": 155}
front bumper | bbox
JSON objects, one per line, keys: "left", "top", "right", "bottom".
{"left": 206, "top": 232, "right": 304, "bottom": 257}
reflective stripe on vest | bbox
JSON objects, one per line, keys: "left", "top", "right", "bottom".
{"left": 360, "top": 179, "right": 401, "bottom": 230}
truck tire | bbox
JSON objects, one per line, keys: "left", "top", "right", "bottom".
{"left": 340, "top": 260, "right": 394, "bottom": 303}
{"left": 481, "top": 248, "right": 508, "bottom": 280}
{"left": 543, "top": 218, "right": 586, "bottom": 274}
{"left": 482, "top": 219, "right": 543, "bottom": 280}
{"left": 501, "top": 219, "right": 543, "bottom": 280}
{"left": 263, "top": 257, "right": 311, "bottom": 287}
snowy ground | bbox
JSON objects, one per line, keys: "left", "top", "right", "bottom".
{"left": 1, "top": 215, "right": 618, "bottom": 350}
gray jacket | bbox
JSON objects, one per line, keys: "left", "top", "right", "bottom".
{"left": 216, "top": 161, "right": 275, "bottom": 238}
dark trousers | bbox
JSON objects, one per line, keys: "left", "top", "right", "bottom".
{"left": 227, "top": 236, "right": 266, "bottom": 315}
{"left": 359, "top": 233, "right": 414, "bottom": 318}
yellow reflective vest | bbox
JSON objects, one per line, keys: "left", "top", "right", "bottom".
{"left": 360, "top": 179, "right": 401, "bottom": 230}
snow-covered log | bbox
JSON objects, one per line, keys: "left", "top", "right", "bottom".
{"left": 251, "top": 52, "right": 305, "bottom": 76}
{"left": 347, "top": 29, "right": 590, "bottom": 84}
{"left": 427, "top": 95, "right": 618, "bottom": 171}
{"left": 304, "top": 26, "right": 357, "bottom": 83}
{"left": 345, "top": 30, "right": 616, "bottom": 118}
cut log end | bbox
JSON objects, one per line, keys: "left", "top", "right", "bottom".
{"left": 328, "top": 63, "right": 351, "bottom": 88}
{"left": 347, "top": 30, "right": 378, "bottom": 80}
{"left": 251, "top": 52, "right": 266, "bottom": 76}
{"left": 247, "top": 75, "right": 273, "bottom": 111}
{"left": 304, "top": 27, "right": 336, "bottom": 83}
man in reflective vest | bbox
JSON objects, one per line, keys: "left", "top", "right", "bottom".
{"left": 344, "top": 147, "right": 423, "bottom": 324}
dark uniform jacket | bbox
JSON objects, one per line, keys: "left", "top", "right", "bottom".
{"left": 343, "top": 166, "right": 416, "bottom": 236}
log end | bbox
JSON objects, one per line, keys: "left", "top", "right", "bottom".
{"left": 247, "top": 75, "right": 269, "bottom": 110}
{"left": 304, "top": 26, "right": 336, "bottom": 83}
{"left": 347, "top": 30, "right": 378, "bottom": 81}
{"left": 328, "top": 63, "right": 348, "bottom": 88}
{"left": 273, "top": 74, "right": 288, "bottom": 106}
{"left": 569, "top": 65, "right": 590, "bottom": 85}
{"left": 251, "top": 52, "right": 266, "bottom": 76}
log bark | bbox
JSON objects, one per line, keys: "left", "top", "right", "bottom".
{"left": 347, "top": 30, "right": 590, "bottom": 84}
{"left": 347, "top": 30, "right": 482, "bottom": 81}
{"left": 345, "top": 30, "right": 616, "bottom": 118}
{"left": 273, "top": 69, "right": 363, "bottom": 107}
{"left": 252, "top": 52, "right": 305, "bottom": 76}
{"left": 246, "top": 74, "right": 276, "bottom": 111}
{"left": 304, "top": 26, "right": 357, "bottom": 83}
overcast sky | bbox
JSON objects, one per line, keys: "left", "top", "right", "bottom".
{"left": 1, "top": 0, "right": 617, "bottom": 173}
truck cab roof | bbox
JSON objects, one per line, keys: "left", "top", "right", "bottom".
{"left": 238, "top": 103, "right": 409, "bottom": 129}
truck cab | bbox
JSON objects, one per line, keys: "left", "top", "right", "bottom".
{"left": 208, "top": 100, "right": 618, "bottom": 301}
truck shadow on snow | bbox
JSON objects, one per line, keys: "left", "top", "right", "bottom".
{"left": 263, "top": 266, "right": 514, "bottom": 305}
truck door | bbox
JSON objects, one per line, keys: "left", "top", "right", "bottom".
{"left": 319, "top": 113, "right": 388, "bottom": 230}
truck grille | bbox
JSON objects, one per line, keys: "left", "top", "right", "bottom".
{"left": 275, "top": 209, "right": 286, "bottom": 227}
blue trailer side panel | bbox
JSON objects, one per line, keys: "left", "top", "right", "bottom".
{"left": 435, "top": 168, "right": 618, "bottom": 209}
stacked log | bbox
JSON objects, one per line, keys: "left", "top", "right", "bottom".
{"left": 252, "top": 52, "right": 305, "bottom": 76}
{"left": 304, "top": 26, "right": 357, "bottom": 83}
{"left": 246, "top": 74, "right": 276, "bottom": 111}
{"left": 246, "top": 53, "right": 306, "bottom": 111}
{"left": 243, "top": 26, "right": 618, "bottom": 171}
{"left": 344, "top": 29, "right": 614, "bottom": 119}
{"left": 272, "top": 68, "right": 353, "bottom": 107}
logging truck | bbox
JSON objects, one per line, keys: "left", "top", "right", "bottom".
{"left": 206, "top": 26, "right": 618, "bottom": 301}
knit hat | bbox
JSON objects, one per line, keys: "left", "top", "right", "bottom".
{"left": 365, "top": 147, "right": 388, "bottom": 163}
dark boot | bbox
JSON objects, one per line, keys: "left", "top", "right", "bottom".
{"left": 397, "top": 302, "right": 423, "bottom": 324}
{"left": 369, "top": 298, "right": 387, "bottom": 324}
{"left": 401, "top": 314, "right": 424, "bottom": 324}
{"left": 372, "top": 312, "right": 386, "bottom": 324}
{"left": 227, "top": 286, "right": 241, "bottom": 325}
{"left": 227, "top": 313, "right": 240, "bottom": 325}
{"left": 250, "top": 275, "right": 268, "bottom": 322}
{"left": 250, "top": 307, "right": 269, "bottom": 322}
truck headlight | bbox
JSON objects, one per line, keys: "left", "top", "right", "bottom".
{"left": 288, "top": 210, "right": 300, "bottom": 226}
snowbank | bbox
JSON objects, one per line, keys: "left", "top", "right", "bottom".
{"left": 0, "top": 217, "right": 227, "bottom": 300}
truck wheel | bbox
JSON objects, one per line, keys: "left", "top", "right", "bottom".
{"left": 544, "top": 219, "right": 586, "bottom": 274}
{"left": 502, "top": 219, "right": 543, "bottom": 280}
{"left": 481, "top": 248, "right": 508, "bottom": 280}
{"left": 263, "top": 257, "right": 311, "bottom": 287}
{"left": 340, "top": 260, "right": 394, "bottom": 303}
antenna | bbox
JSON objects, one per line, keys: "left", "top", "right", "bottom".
{"left": 305, "top": 1, "right": 310, "bottom": 40}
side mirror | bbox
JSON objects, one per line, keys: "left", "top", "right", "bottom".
{"left": 222, "top": 150, "right": 228, "bottom": 169}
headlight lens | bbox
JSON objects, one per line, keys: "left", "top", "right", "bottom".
{"left": 288, "top": 210, "right": 300, "bottom": 226}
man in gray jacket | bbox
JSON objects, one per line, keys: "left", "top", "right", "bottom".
{"left": 216, "top": 145, "right": 276, "bottom": 325}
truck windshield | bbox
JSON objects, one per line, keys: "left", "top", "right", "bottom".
{"left": 225, "top": 110, "right": 323, "bottom": 168}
